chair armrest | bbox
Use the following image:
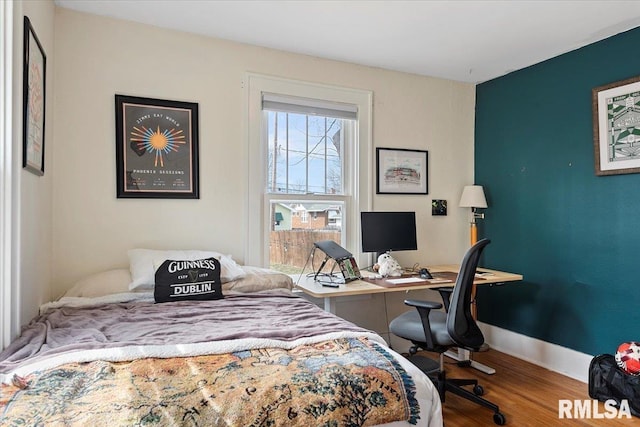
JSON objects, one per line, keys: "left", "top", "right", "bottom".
{"left": 404, "top": 299, "right": 442, "bottom": 349}
{"left": 404, "top": 299, "right": 443, "bottom": 310}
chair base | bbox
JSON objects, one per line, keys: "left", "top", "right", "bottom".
{"left": 406, "top": 354, "right": 506, "bottom": 425}
{"left": 406, "top": 353, "right": 440, "bottom": 374}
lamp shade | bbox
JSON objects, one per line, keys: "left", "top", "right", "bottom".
{"left": 459, "top": 185, "right": 488, "bottom": 208}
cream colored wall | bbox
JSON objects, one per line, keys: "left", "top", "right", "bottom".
{"left": 13, "top": 0, "right": 54, "bottom": 332}
{"left": 51, "top": 8, "right": 475, "bottom": 298}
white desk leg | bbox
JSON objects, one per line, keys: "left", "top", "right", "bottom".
{"left": 324, "top": 296, "right": 336, "bottom": 314}
{"left": 444, "top": 348, "right": 496, "bottom": 375}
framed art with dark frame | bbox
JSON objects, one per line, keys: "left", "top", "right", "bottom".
{"left": 22, "top": 16, "right": 47, "bottom": 176}
{"left": 115, "top": 94, "right": 200, "bottom": 199}
{"left": 376, "top": 147, "right": 428, "bottom": 194}
{"left": 593, "top": 75, "right": 640, "bottom": 176}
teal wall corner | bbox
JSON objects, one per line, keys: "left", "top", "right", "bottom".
{"left": 475, "top": 26, "right": 640, "bottom": 356}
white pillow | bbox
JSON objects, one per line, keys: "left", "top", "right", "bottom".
{"left": 65, "top": 269, "right": 132, "bottom": 298}
{"left": 128, "top": 248, "right": 246, "bottom": 290}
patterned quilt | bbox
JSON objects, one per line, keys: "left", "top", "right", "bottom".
{"left": 1, "top": 337, "right": 419, "bottom": 427}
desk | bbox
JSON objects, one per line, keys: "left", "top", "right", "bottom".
{"left": 294, "top": 264, "right": 522, "bottom": 374}
{"left": 294, "top": 264, "right": 522, "bottom": 312}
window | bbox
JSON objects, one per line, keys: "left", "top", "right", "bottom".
{"left": 263, "top": 104, "right": 350, "bottom": 196}
{"left": 263, "top": 95, "right": 354, "bottom": 273}
{"left": 246, "top": 75, "right": 372, "bottom": 271}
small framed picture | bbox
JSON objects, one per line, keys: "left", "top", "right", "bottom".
{"left": 376, "top": 147, "right": 428, "bottom": 194}
{"left": 115, "top": 95, "right": 199, "bottom": 198}
{"left": 432, "top": 199, "right": 447, "bottom": 216}
{"left": 22, "top": 16, "right": 47, "bottom": 176}
{"left": 593, "top": 75, "right": 640, "bottom": 176}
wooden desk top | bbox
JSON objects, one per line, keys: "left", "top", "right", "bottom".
{"left": 293, "top": 264, "right": 523, "bottom": 298}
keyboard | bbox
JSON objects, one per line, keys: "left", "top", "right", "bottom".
{"left": 386, "top": 277, "right": 427, "bottom": 285}
{"left": 386, "top": 277, "right": 453, "bottom": 285}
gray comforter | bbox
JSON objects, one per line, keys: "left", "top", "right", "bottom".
{"left": 0, "top": 290, "right": 373, "bottom": 378}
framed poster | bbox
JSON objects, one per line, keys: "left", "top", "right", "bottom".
{"left": 115, "top": 95, "right": 199, "bottom": 198}
{"left": 593, "top": 75, "right": 640, "bottom": 176}
{"left": 376, "top": 147, "right": 428, "bottom": 194}
{"left": 22, "top": 16, "right": 46, "bottom": 176}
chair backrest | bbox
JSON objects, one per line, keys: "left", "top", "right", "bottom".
{"left": 446, "top": 238, "right": 491, "bottom": 349}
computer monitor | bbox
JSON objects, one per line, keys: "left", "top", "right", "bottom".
{"left": 360, "top": 211, "right": 417, "bottom": 258}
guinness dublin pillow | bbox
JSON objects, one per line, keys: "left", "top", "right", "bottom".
{"left": 154, "top": 257, "right": 223, "bottom": 303}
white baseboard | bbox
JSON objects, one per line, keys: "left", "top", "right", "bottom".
{"left": 479, "top": 322, "right": 593, "bottom": 383}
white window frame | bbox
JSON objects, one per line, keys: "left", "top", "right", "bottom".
{"left": 245, "top": 74, "right": 372, "bottom": 268}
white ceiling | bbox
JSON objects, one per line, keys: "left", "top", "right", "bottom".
{"left": 55, "top": 0, "right": 640, "bottom": 83}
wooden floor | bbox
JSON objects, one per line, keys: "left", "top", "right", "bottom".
{"left": 416, "top": 350, "right": 640, "bottom": 426}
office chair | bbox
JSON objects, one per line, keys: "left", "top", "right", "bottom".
{"left": 389, "top": 238, "right": 506, "bottom": 425}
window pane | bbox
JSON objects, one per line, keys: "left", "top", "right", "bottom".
{"left": 269, "top": 201, "right": 343, "bottom": 274}
{"left": 266, "top": 111, "right": 346, "bottom": 195}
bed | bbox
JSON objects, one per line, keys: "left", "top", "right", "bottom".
{"left": 0, "top": 250, "right": 443, "bottom": 427}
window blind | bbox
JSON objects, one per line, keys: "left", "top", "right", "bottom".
{"left": 262, "top": 93, "right": 357, "bottom": 120}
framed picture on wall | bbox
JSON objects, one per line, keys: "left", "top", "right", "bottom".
{"left": 115, "top": 95, "right": 200, "bottom": 198}
{"left": 376, "top": 147, "right": 428, "bottom": 194}
{"left": 22, "top": 16, "right": 47, "bottom": 176}
{"left": 593, "top": 75, "right": 640, "bottom": 176}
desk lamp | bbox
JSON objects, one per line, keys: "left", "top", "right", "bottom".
{"left": 459, "top": 185, "right": 488, "bottom": 245}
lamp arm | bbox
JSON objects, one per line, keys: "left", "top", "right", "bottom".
{"left": 470, "top": 207, "right": 485, "bottom": 223}
{"left": 469, "top": 207, "right": 486, "bottom": 246}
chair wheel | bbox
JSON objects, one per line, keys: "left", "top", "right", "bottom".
{"left": 493, "top": 412, "right": 506, "bottom": 425}
{"left": 473, "top": 384, "right": 484, "bottom": 396}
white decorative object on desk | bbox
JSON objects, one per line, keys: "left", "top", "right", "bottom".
{"left": 376, "top": 253, "right": 403, "bottom": 277}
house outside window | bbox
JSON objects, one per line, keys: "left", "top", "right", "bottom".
{"left": 246, "top": 75, "right": 372, "bottom": 272}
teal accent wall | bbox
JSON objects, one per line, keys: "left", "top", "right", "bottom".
{"left": 475, "top": 27, "right": 640, "bottom": 356}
